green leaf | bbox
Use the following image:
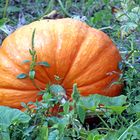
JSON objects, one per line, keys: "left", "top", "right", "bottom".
{"left": 0, "top": 106, "right": 30, "bottom": 127}
{"left": 115, "top": 11, "right": 128, "bottom": 22}
{"left": 16, "top": 73, "right": 28, "bottom": 79}
{"left": 29, "top": 49, "right": 36, "bottom": 56}
{"left": 79, "top": 94, "right": 127, "bottom": 113}
{"left": 121, "top": 22, "right": 138, "bottom": 37}
{"left": 24, "top": 126, "right": 35, "bottom": 138}
{"left": 71, "top": 84, "right": 80, "bottom": 102}
{"left": 0, "top": 106, "right": 30, "bottom": 140}
{"left": 117, "top": 119, "right": 140, "bottom": 140}
{"left": 76, "top": 105, "right": 86, "bottom": 123}
{"left": 79, "top": 96, "right": 98, "bottom": 111}
{"left": 0, "top": 130, "right": 10, "bottom": 140}
{"left": 0, "top": 18, "right": 9, "bottom": 34}
{"left": 0, "top": 18, "right": 8, "bottom": 26}
{"left": 42, "top": 93, "right": 52, "bottom": 102}
{"left": 37, "top": 61, "right": 50, "bottom": 67}
{"left": 105, "top": 127, "right": 126, "bottom": 140}
{"left": 128, "top": 103, "right": 140, "bottom": 114}
{"left": 57, "top": 123, "right": 66, "bottom": 136}
{"left": 135, "top": 95, "right": 140, "bottom": 102}
{"left": 91, "top": 94, "right": 127, "bottom": 107}
{"left": 62, "top": 137, "right": 72, "bottom": 140}
{"left": 49, "top": 84, "right": 66, "bottom": 96}
{"left": 103, "top": 0, "right": 110, "bottom": 4}
{"left": 48, "top": 130, "right": 59, "bottom": 140}
{"left": 109, "top": 105, "right": 128, "bottom": 114}
{"left": 87, "top": 132, "right": 105, "bottom": 140}
{"left": 21, "top": 102, "right": 28, "bottom": 108}
{"left": 29, "top": 49, "right": 33, "bottom": 55}
{"left": 0, "top": 25, "right": 12, "bottom": 35}
{"left": 63, "top": 101, "right": 70, "bottom": 114}
{"left": 29, "top": 70, "right": 35, "bottom": 80}
{"left": 87, "top": 133, "right": 94, "bottom": 140}
{"left": 36, "top": 125, "right": 48, "bottom": 140}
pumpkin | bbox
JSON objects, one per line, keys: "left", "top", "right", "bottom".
{"left": 0, "top": 18, "right": 123, "bottom": 109}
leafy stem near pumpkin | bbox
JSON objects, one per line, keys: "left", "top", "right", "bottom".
{"left": 16, "top": 28, "right": 50, "bottom": 90}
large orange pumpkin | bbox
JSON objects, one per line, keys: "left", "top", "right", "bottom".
{"left": 0, "top": 18, "right": 123, "bottom": 109}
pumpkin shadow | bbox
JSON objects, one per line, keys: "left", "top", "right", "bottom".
{"left": 83, "top": 116, "right": 101, "bottom": 130}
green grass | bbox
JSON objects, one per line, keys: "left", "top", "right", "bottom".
{"left": 0, "top": 0, "right": 140, "bottom": 140}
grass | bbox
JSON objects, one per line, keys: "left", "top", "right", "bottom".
{"left": 0, "top": 0, "right": 140, "bottom": 140}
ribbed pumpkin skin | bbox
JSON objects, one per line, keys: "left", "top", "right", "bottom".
{"left": 0, "top": 18, "right": 123, "bottom": 109}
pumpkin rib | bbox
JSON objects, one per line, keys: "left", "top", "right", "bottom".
{"left": 1, "top": 44, "right": 49, "bottom": 87}
{"left": 36, "top": 56, "right": 52, "bottom": 84}
{"left": 65, "top": 45, "right": 121, "bottom": 87}
{"left": 0, "top": 88, "right": 39, "bottom": 92}
{"left": 54, "top": 20, "right": 66, "bottom": 83}
{"left": 0, "top": 52, "right": 36, "bottom": 90}
{"left": 0, "top": 89, "right": 41, "bottom": 109}
{"left": 0, "top": 71, "right": 45, "bottom": 90}
{"left": 53, "top": 19, "right": 88, "bottom": 84}
{"left": 30, "top": 21, "right": 59, "bottom": 83}
{"left": 0, "top": 50, "right": 46, "bottom": 89}
{"left": 33, "top": 26, "right": 55, "bottom": 83}
{"left": 45, "top": 21, "right": 58, "bottom": 82}
{"left": 66, "top": 73, "right": 122, "bottom": 97}
{"left": 0, "top": 53, "right": 46, "bottom": 91}
{"left": 83, "top": 70, "right": 121, "bottom": 88}
{"left": 2, "top": 27, "right": 51, "bottom": 84}
{"left": 60, "top": 25, "right": 90, "bottom": 84}
{"left": 62, "top": 42, "right": 109, "bottom": 86}
{"left": 62, "top": 31, "right": 121, "bottom": 88}
{"left": 66, "top": 71, "right": 120, "bottom": 90}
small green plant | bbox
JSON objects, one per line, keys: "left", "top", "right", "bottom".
{"left": 114, "top": 0, "right": 140, "bottom": 38}
{"left": 17, "top": 29, "right": 50, "bottom": 90}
